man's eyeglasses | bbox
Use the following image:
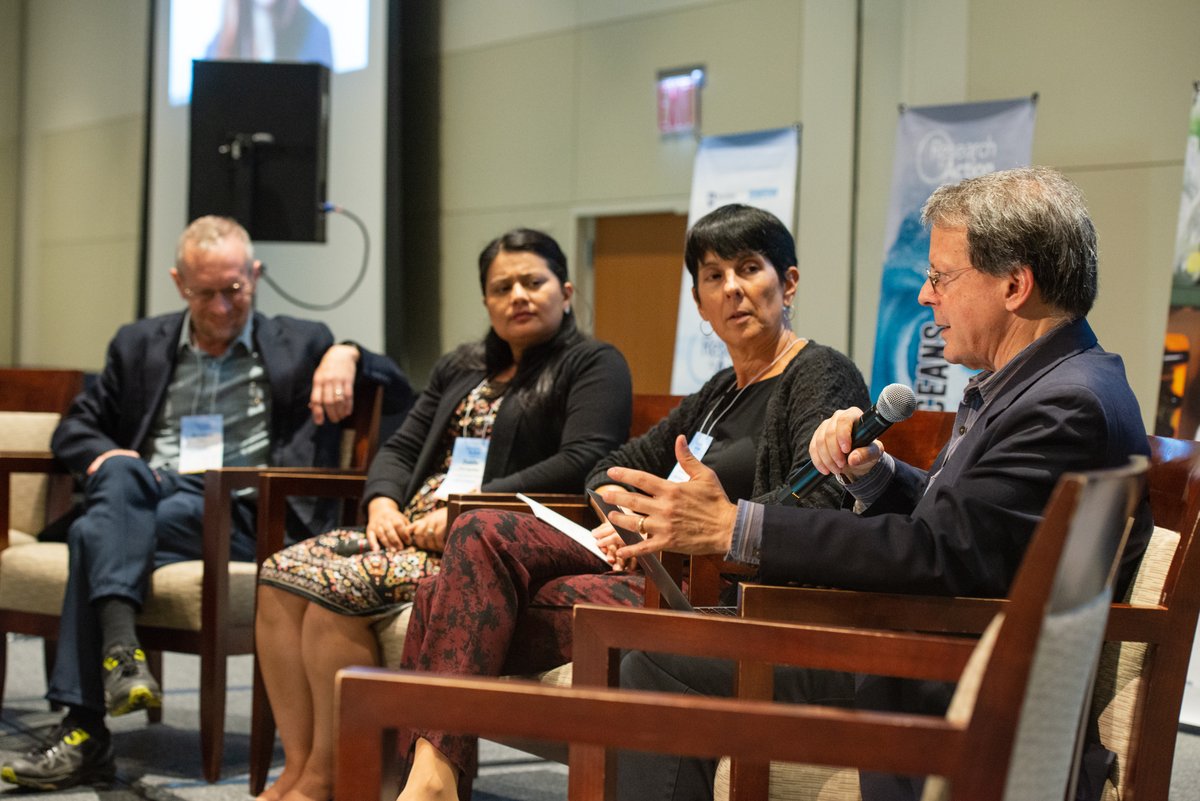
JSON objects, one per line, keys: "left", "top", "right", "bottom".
{"left": 182, "top": 282, "right": 251, "bottom": 303}
{"left": 925, "top": 266, "right": 971, "bottom": 292}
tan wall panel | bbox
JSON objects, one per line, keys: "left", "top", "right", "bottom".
{"left": 38, "top": 117, "right": 143, "bottom": 242}
{"left": 967, "top": 0, "right": 1200, "bottom": 167}
{"left": 574, "top": 0, "right": 802, "bottom": 203}
{"left": 34, "top": 239, "right": 137, "bottom": 370}
{"left": 1072, "top": 165, "right": 1181, "bottom": 430}
{"left": 441, "top": 34, "right": 578, "bottom": 214}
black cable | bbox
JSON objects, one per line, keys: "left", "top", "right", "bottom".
{"left": 259, "top": 203, "right": 371, "bottom": 311}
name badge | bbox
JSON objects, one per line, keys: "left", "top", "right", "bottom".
{"left": 666, "top": 431, "right": 714, "bottom": 483}
{"left": 435, "top": 436, "right": 490, "bottom": 499}
{"left": 179, "top": 414, "right": 224, "bottom": 474}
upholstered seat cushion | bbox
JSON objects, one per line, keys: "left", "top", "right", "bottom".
{"left": 375, "top": 605, "right": 574, "bottom": 689}
{"left": 0, "top": 541, "right": 257, "bottom": 631}
{"left": 0, "top": 411, "right": 62, "bottom": 540}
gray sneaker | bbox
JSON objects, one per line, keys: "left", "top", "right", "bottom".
{"left": 0, "top": 722, "right": 115, "bottom": 791}
{"left": 102, "top": 645, "right": 162, "bottom": 716}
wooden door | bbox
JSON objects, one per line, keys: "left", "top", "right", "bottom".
{"left": 593, "top": 213, "right": 688, "bottom": 394}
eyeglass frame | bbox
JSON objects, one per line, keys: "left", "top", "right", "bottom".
{"left": 180, "top": 280, "right": 253, "bottom": 304}
{"left": 925, "top": 265, "right": 972, "bottom": 292}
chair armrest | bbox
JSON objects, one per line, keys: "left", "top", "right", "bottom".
{"left": 444, "top": 492, "right": 593, "bottom": 527}
{"left": 739, "top": 583, "right": 1004, "bottom": 634}
{"left": 256, "top": 471, "right": 368, "bottom": 563}
{"left": 570, "top": 604, "right": 975, "bottom": 689}
{"left": 0, "top": 451, "right": 70, "bottom": 551}
{"left": 335, "top": 667, "right": 965, "bottom": 801}
{"left": 737, "top": 584, "right": 1170, "bottom": 643}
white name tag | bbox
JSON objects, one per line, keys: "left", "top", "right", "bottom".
{"left": 179, "top": 414, "right": 224, "bottom": 474}
{"left": 666, "top": 431, "right": 714, "bottom": 483}
{"left": 435, "top": 436, "right": 490, "bottom": 499}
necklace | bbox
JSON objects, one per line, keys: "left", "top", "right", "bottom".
{"left": 697, "top": 332, "right": 799, "bottom": 436}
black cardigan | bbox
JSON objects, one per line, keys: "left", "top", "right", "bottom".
{"left": 363, "top": 337, "right": 632, "bottom": 505}
{"left": 586, "top": 341, "right": 869, "bottom": 508}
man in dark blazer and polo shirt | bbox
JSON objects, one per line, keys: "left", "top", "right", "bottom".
{"left": 600, "top": 167, "right": 1152, "bottom": 801}
{"left": 1, "top": 215, "right": 411, "bottom": 791}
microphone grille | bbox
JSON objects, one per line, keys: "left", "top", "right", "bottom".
{"left": 877, "top": 383, "right": 918, "bottom": 423}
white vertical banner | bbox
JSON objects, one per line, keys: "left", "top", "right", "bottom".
{"left": 870, "top": 98, "right": 1036, "bottom": 407}
{"left": 669, "top": 127, "right": 800, "bottom": 395}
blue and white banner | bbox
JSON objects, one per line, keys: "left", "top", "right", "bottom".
{"left": 669, "top": 127, "right": 800, "bottom": 395}
{"left": 870, "top": 98, "right": 1036, "bottom": 407}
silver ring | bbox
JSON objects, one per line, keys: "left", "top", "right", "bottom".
{"left": 334, "top": 388, "right": 344, "bottom": 397}
{"left": 637, "top": 515, "right": 648, "bottom": 536}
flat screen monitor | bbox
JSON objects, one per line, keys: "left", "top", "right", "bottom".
{"left": 188, "top": 59, "right": 329, "bottom": 242}
{"left": 168, "top": 0, "right": 367, "bottom": 107}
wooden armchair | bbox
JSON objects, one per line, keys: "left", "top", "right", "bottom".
{"left": 0, "top": 383, "right": 384, "bottom": 783}
{"left": 246, "top": 392, "right": 682, "bottom": 791}
{"left": 694, "top": 434, "right": 1200, "bottom": 801}
{"left": 335, "top": 458, "right": 1146, "bottom": 801}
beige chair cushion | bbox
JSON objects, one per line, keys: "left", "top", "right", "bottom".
{"left": 0, "top": 411, "right": 62, "bottom": 538}
{"left": 1091, "top": 525, "right": 1178, "bottom": 801}
{"left": 0, "top": 542, "right": 71, "bottom": 614}
{"left": 374, "top": 604, "right": 574, "bottom": 688}
{"left": 0, "top": 540, "right": 257, "bottom": 631}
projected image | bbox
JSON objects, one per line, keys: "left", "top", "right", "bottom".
{"left": 168, "top": 0, "right": 368, "bottom": 106}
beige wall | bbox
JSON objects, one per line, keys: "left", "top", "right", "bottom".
{"left": 3, "top": 0, "right": 1198, "bottom": 431}
{"left": 15, "top": 0, "right": 147, "bottom": 370}
{"left": 0, "top": 0, "right": 20, "bottom": 364}
{"left": 440, "top": 0, "right": 1199, "bottom": 430}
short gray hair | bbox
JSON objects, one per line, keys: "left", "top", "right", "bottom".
{"left": 175, "top": 216, "right": 255, "bottom": 275}
{"left": 921, "top": 166, "right": 1097, "bottom": 317}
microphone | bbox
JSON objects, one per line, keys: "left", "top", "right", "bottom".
{"left": 776, "top": 383, "right": 918, "bottom": 503}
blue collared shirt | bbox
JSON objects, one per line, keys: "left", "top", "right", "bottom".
{"left": 144, "top": 312, "right": 272, "bottom": 472}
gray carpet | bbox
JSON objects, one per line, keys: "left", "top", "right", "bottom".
{"left": 0, "top": 634, "right": 1195, "bottom": 799}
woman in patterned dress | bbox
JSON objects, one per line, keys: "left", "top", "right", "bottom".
{"left": 253, "top": 228, "right": 633, "bottom": 801}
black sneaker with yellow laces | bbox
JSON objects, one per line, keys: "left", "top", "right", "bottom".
{"left": 0, "top": 721, "right": 115, "bottom": 791}
{"left": 102, "top": 645, "right": 162, "bottom": 716}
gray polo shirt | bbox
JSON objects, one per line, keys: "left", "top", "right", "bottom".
{"left": 144, "top": 312, "right": 272, "bottom": 472}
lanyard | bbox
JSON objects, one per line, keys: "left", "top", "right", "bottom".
{"left": 696, "top": 334, "right": 799, "bottom": 437}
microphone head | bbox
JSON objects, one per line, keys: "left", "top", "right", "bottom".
{"left": 876, "top": 383, "right": 918, "bottom": 423}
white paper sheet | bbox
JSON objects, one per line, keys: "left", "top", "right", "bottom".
{"left": 516, "top": 493, "right": 610, "bottom": 565}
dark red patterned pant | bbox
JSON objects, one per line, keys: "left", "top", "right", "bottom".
{"left": 398, "top": 508, "right": 643, "bottom": 796}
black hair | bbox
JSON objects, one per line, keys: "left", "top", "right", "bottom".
{"left": 683, "top": 204, "right": 796, "bottom": 285}
{"left": 476, "top": 228, "right": 569, "bottom": 292}
{"left": 454, "top": 228, "right": 583, "bottom": 416}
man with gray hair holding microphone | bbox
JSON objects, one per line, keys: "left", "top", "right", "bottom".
{"left": 601, "top": 167, "right": 1152, "bottom": 801}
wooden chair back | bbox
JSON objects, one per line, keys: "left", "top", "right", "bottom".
{"left": 0, "top": 368, "right": 84, "bottom": 546}
{"left": 0, "top": 368, "right": 84, "bottom": 413}
{"left": 333, "top": 459, "right": 1145, "bottom": 801}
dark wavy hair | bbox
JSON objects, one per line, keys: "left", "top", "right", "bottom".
{"left": 453, "top": 228, "right": 583, "bottom": 414}
{"left": 683, "top": 204, "right": 797, "bottom": 285}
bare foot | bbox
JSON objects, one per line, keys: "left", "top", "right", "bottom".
{"left": 278, "top": 771, "right": 332, "bottom": 801}
{"left": 257, "top": 767, "right": 300, "bottom": 801}
{"left": 396, "top": 739, "right": 458, "bottom": 801}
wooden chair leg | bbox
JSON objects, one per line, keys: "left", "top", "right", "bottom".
{"left": 249, "top": 656, "right": 277, "bottom": 794}
{"left": 145, "top": 649, "right": 164, "bottom": 724}
{"left": 199, "top": 650, "right": 227, "bottom": 783}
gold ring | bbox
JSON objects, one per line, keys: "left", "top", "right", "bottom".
{"left": 334, "top": 388, "right": 344, "bottom": 397}
{"left": 637, "top": 515, "right": 648, "bottom": 536}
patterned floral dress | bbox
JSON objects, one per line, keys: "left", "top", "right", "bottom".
{"left": 258, "top": 379, "right": 506, "bottom": 615}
